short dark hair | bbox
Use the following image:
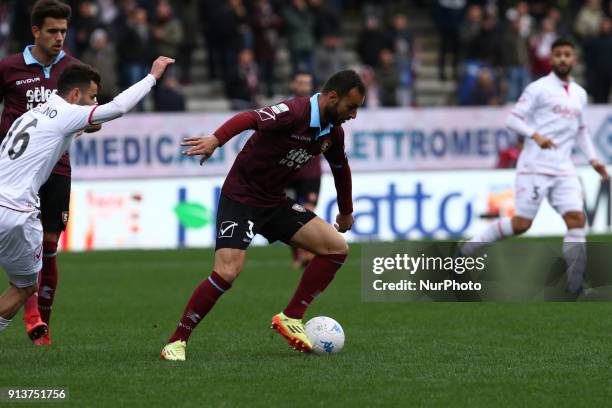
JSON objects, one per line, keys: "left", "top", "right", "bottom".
{"left": 322, "top": 70, "right": 365, "bottom": 97}
{"left": 292, "top": 70, "right": 312, "bottom": 80}
{"left": 57, "top": 64, "right": 101, "bottom": 96}
{"left": 551, "top": 38, "right": 574, "bottom": 51}
{"left": 31, "top": 0, "right": 71, "bottom": 28}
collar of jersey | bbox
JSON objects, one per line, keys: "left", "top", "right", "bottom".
{"left": 309, "top": 93, "right": 333, "bottom": 139}
{"left": 23, "top": 45, "right": 66, "bottom": 79}
{"left": 548, "top": 71, "right": 573, "bottom": 88}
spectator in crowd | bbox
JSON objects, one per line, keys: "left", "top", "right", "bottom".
{"left": 226, "top": 48, "right": 259, "bottom": 110}
{"left": 515, "top": 1, "right": 534, "bottom": 39}
{"left": 289, "top": 71, "right": 313, "bottom": 98}
{"left": 574, "top": 0, "right": 605, "bottom": 40}
{"left": 282, "top": 0, "right": 315, "bottom": 74}
{"left": 199, "top": 0, "right": 225, "bottom": 80}
{"left": 501, "top": 9, "right": 531, "bottom": 102}
{"left": 71, "top": 0, "right": 100, "bottom": 57}
{"left": 152, "top": 0, "right": 183, "bottom": 60}
{"left": 434, "top": 0, "right": 465, "bottom": 81}
{"left": 228, "top": 0, "right": 252, "bottom": 50}
{"left": 154, "top": 71, "right": 186, "bottom": 111}
{"left": 459, "top": 4, "right": 484, "bottom": 62}
{"left": 468, "top": 68, "right": 500, "bottom": 106}
{"left": 0, "top": 0, "right": 10, "bottom": 57}
{"left": 357, "top": 15, "right": 392, "bottom": 68}
{"left": 588, "top": 17, "right": 612, "bottom": 103}
{"left": 388, "top": 13, "right": 417, "bottom": 106}
{"left": 310, "top": 0, "right": 341, "bottom": 41}
{"left": 250, "top": 0, "right": 282, "bottom": 98}
{"left": 118, "top": 7, "right": 153, "bottom": 87}
{"left": 474, "top": 12, "right": 502, "bottom": 67}
{"left": 313, "top": 33, "right": 349, "bottom": 87}
{"left": 375, "top": 48, "right": 400, "bottom": 107}
{"left": 360, "top": 65, "right": 380, "bottom": 108}
{"left": 528, "top": 17, "right": 558, "bottom": 79}
{"left": 81, "top": 28, "right": 118, "bottom": 104}
{"left": 172, "top": 0, "right": 198, "bottom": 84}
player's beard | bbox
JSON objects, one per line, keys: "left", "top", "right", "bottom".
{"left": 552, "top": 63, "right": 572, "bottom": 80}
{"left": 325, "top": 104, "right": 343, "bottom": 127}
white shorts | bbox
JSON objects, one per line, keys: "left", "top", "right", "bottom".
{"left": 514, "top": 174, "right": 584, "bottom": 220}
{"left": 0, "top": 206, "right": 43, "bottom": 288}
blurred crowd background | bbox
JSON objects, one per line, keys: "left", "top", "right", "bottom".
{"left": 1, "top": 0, "right": 611, "bottom": 111}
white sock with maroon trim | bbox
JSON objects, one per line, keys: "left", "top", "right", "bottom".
{"left": 461, "top": 218, "right": 514, "bottom": 256}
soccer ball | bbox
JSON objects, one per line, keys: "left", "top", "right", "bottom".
{"left": 305, "top": 316, "right": 345, "bottom": 355}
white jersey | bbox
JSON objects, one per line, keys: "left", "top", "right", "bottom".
{"left": 506, "top": 72, "right": 597, "bottom": 176}
{"left": 0, "top": 74, "right": 156, "bottom": 212}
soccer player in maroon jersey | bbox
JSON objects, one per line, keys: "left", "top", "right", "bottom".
{"left": 0, "top": 0, "right": 97, "bottom": 345}
{"left": 286, "top": 71, "right": 321, "bottom": 268}
{"left": 160, "top": 70, "right": 364, "bottom": 361}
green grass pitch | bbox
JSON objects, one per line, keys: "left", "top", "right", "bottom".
{"left": 1, "top": 242, "right": 612, "bottom": 407}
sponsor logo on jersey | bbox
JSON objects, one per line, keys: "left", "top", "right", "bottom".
{"left": 271, "top": 103, "right": 289, "bottom": 114}
{"left": 290, "top": 134, "right": 312, "bottom": 142}
{"left": 321, "top": 140, "right": 332, "bottom": 152}
{"left": 279, "top": 148, "right": 313, "bottom": 169}
{"left": 25, "top": 86, "right": 57, "bottom": 110}
{"left": 16, "top": 77, "right": 41, "bottom": 86}
{"left": 255, "top": 107, "right": 276, "bottom": 121}
{"left": 218, "top": 220, "right": 238, "bottom": 238}
{"left": 292, "top": 203, "right": 306, "bottom": 213}
{"left": 552, "top": 105, "right": 580, "bottom": 119}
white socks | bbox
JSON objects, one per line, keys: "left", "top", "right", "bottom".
{"left": 0, "top": 316, "right": 11, "bottom": 332}
{"left": 461, "top": 218, "right": 514, "bottom": 256}
{"left": 563, "top": 228, "right": 587, "bottom": 293}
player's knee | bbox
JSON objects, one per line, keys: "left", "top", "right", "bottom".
{"left": 512, "top": 218, "right": 532, "bottom": 234}
{"left": 564, "top": 211, "right": 585, "bottom": 229}
{"left": 321, "top": 235, "right": 349, "bottom": 256}
{"left": 42, "top": 232, "right": 61, "bottom": 244}
{"left": 214, "top": 264, "right": 242, "bottom": 283}
{"left": 18, "top": 284, "right": 37, "bottom": 299}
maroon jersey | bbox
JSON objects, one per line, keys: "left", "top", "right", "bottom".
{"left": 0, "top": 46, "right": 80, "bottom": 177}
{"left": 292, "top": 154, "right": 322, "bottom": 180}
{"left": 214, "top": 95, "right": 352, "bottom": 213}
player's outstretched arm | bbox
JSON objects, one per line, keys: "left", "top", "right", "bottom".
{"left": 61, "top": 57, "right": 175, "bottom": 134}
{"left": 89, "top": 56, "right": 175, "bottom": 124}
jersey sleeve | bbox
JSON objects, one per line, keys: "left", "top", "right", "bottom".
{"left": 324, "top": 127, "right": 353, "bottom": 215}
{"left": 57, "top": 74, "right": 156, "bottom": 134}
{"left": 506, "top": 84, "right": 538, "bottom": 138}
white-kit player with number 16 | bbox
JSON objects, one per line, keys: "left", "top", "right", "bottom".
{"left": 461, "top": 39, "right": 608, "bottom": 294}
{"left": 0, "top": 56, "right": 174, "bottom": 334}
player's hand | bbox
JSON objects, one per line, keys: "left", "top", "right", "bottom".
{"left": 181, "top": 135, "right": 220, "bottom": 165}
{"left": 334, "top": 213, "right": 354, "bottom": 233}
{"left": 150, "top": 56, "right": 175, "bottom": 80}
{"left": 532, "top": 132, "right": 557, "bottom": 149}
{"left": 84, "top": 123, "right": 102, "bottom": 133}
{"left": 590, "top": 159, "right": 609, "bottom": 181}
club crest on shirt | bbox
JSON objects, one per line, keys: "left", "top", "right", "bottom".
{"left": 292, "top": 203, "right": 306, "bottom": 213}
{"left": 321, "top": 140, "right": 332, "bottom": 152}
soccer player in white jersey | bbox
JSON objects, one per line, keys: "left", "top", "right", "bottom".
{"left": 0, "top": 56, "right": 174, "bottom": 334}
{"left": 461, "top": 39, "right": 608, "bottom": 294}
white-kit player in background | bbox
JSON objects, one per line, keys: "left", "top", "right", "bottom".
{"left": 0, "top": 56, "right": 174, "bottom": 333}
{"left": 461, "top": 39, "right": 608, "bottom": 294}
